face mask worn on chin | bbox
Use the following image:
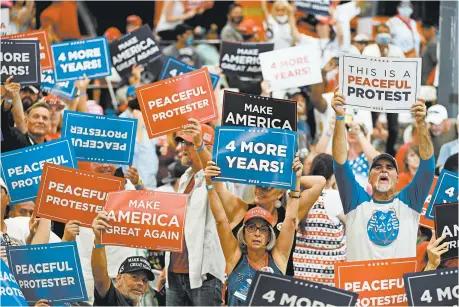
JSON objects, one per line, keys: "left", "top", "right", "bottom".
{"left": 231, "top": 16, "right": 243, "bottom": 25}
{"left": 398, "top": 7, "right": 413, "bottom": 18}
{"left": 276, "top": 15, "right": 288, "bottom": 24}
{"left": 375, "top": 33, "right": 391, "bottom": 46}
{"left": 185, "top": 36, "right": 194, "bottom": 46}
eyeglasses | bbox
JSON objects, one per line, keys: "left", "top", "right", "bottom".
{"left": 1, "top": 233, "right": 12, "bottom": 246}
{"left": 245, "top": 224, "right": 270, "bottom": 235}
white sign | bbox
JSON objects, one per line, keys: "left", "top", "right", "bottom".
{"left": 339, "top": 53, "right": 421, "bottom": 113}
{"left": 259, "top": 45, "right": 323, "bottom": 91}
{"left": 1, "top": 8, "right": 10, "bottom": 36}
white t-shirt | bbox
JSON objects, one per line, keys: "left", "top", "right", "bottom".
{"left": 3, "top": 217, "right": 61, "bottom": 245}
{"left": 155, "top": 184, "right": 175, "bottom": 193}
{"left": 298, "top": 34, "right": 340, "bottom": 68}
{"left": 155, "top": 0, "right": 185, "bottom": 33}
{"left": 386, "top": 16, "right": 422, "bottom": 56}
{"left": 362, "top": 43, "right": 405, "bottom": 58}
{"left": 267, "top": 15, "right": 294, "bottom": 50}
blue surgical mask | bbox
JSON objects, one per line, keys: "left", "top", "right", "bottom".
{"left": 398, "top": 7, "right": 413, "bottom": 18}
{"left": 185, "top": 36, "right": 194, "bottom": 46}
{"left": 375, "top": 33, "right": 391, "bottom": 46}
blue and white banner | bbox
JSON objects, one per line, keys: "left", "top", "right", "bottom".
{"left": 51, "top": 36, "right": 112, "bottom": 81}
{"left": 0, "top": 259, "right": 27, "bottom": 306}
{"left": 426, "top": 169, "right": 459, "bottom": 220}
{"left": 6, "top": 242, "right": 87, "bottom": 304}
{"left": 212, "top": 126, "right": 297, "bottom": 189}
{"left": 0, "top": 139, "right": 76, "bottom": 205}
{"left": 62, "top": 110, "right": 137, "bottom": 165}
{"left": 41, "top": 69, "right": 77, "bottom": 100}
{"left": 159, "top": 56, "right": 220, "bottom": 89}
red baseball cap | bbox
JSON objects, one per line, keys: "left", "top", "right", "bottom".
{"left": 126, "top": 15, "right": 142, "bottom": 27}
{"left": 104, "top": 27, "right": 122, "bottom": 42}
{"left": 239, "top": 19, "right": 258, "bottom": 35}
{"left": 243, "top": 207, "right": 274, "bottom": 226}
{"left": 175, "top": 124, "right": 215, "bottom": 146}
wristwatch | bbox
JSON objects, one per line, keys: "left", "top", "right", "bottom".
{"left": 136, "top": 178, "right": 144, "bottom": 190}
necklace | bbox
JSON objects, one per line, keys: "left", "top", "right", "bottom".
{"left": 247, "top": 253, "right": 268, "bottom": 271}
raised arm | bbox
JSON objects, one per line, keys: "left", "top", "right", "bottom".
{"left": 272, "top": 156, "right": 303, "bottom": 274}
{"left": 162, "top": 1, "right": 197, "bottom": 23}
{"left": 14, "top": 0, "right": 34, "bottom": 29}
{"left": 2, "top": 76, "right": 26, "bottom": 133}
{"left": 298, "top": 175, "right": 327, "bottom": 220}
{"left": 91, "top": 211, "right": 111, "bottom": 298}
{"left": 204, "top": 165, "right": 241, "bottom": 273}
{"left": 331, "top": 90, "right": 347, "bottom": 164}
{"left": 414, "top": 100, "right": 434, "bottom": 160}
{"left": 352, "top": 123, "right": 380, "bottom": 163}
{"left": 261, "top": 0, "right": 269, "bottom": 18}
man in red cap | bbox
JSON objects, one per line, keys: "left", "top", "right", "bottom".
{"left": 160, "top": 118, "right": 229, "bottom": 306}
{"left": 126, "top": 15, "right": 142, "bottom": 33}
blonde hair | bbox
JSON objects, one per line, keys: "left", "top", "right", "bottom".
{"left": 271, "top": 0, "right": 291, "bottom": 15}
{"left": 237, "top": 223, "right": 276, "bottom": 251}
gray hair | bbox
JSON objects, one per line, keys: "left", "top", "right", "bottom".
{"left": 236, "top": 224, "right": 276, "bottom": 251}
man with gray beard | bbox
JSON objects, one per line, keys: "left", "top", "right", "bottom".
{"left": 331, "top": 89, "right": 435, "bottom": 261}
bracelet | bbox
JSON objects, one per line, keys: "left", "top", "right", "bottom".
{"left": 79, "top": 91, "right": 87, "bottom": 96}
{"left": 4, "top": 97, "right": 13, "bottom": 104}
{"left": 289, "top": 194, "right": 301, "bottom": 199}
{"left": 195, "top": 143, "right": 205, "bottom": 153}
{"left": 94, "top": 243, "right": 104, "bottom": 249}
{"left": 206, "top": 184, "right": 214, "bottom": 190}
{"left": 336, "top": 115, "right": 345, "bottom": 120}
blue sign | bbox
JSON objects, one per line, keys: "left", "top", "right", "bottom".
{"left": 0, "top": 139, "right": 77, "bottom": 205}
{"left": 426, "top": 169, "right": 459, "bottom": 220}
{"left": 0, "top": 259, "right": 27, "bottom": 306}
{"left": 159, "top": 56, "right": 220, "bottom": 89}
{"left": 41, "top": 69, "right": 77, "bottom": 100}
{"left": 51, "top": 36, "right": 112, "bottom": 82}
{"left": 62, "top": 110, "right": 138, "bottom": 165}
{"left": 6, "top": 242, "right": 87, "bottom": 304}
{"left": 212, "top": 126, "right": 297, "bottom": 189}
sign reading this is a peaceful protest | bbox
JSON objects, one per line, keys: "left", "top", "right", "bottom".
{"left": 1, "top": 39, "right": 41, "bottom": 84}
{"left": 6, "top": 242, "right": 87, "bottom": 304}
{"left": 41, "top": 69, "right": 77, "bottom": 100}
{"left": 0, "top": 139, "right": 76, "bottom": 205}
{"left": 222, "top": 91, "right": 297, "bottom": 131}
{"left": 212, "top": 127, "right": 297, "bottom": 190}
{"left": 404, "top": 267, "right": 458, "bottom": 306}
{"left": 294, "top": 0, "right": 331, "bottom": 16}
{"left": 334, "top": 257, "right": 417, "bottom": 307}
{"left": 259, "top": 45, "right": 323, "bottom": 91}
{"left": 1, "top": 259, "right": 27, "bottom": 307}
{"left": 101, "top": 191, "right": 188, "bottom": 252}
{"left": 61, "top": 110, "right": 138, "bottom": 165}
{"left": 159, "top": 56, "right": 220, "bottom": 89}
{"left": 36, "top": 163, "right": 124, "bottom": 227}
{"left": 246, "top": 272, "right": 358, "bottom": 306}
{"left": 51, "top": 36, "right": 111, "bottom": 81}
{"left": 220, "top": 41, "right": 274, "bottom": 77}
{"left": 426, "top": 169, "right": 459, "bottom": 220}
{"left": 3, "top": 30, "right": 54, "bottom": 70}
{"left": 434, "top": 202, "right": 458, "bottom": 260}
{"left": 339, "top": 53, "right": 421, "bottom": 113}
{"left": 136, "top": 67, "right": 217, "bottom": 138}
{"left": 110, "top": 25, "right": 161, "bottom": 77}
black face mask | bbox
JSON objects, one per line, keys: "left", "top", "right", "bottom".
{"left": 22, "top": 96, "right": 33, "bottom": 111}
{"left": 127, "top": 98, "right": 140, "bottom": 111}
{"left": 243, "top": 34, "right": 254, "bottom": 41}
{"left": 231, "top": 16, "right": 243, "bottom": 24}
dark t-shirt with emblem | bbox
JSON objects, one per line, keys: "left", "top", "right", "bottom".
{"left": 94, "top": 281, "right": 133, "bottom": 306}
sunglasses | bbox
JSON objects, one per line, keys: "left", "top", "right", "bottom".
{"left": 245, "top": 223, "right": 270, "bottom": 235}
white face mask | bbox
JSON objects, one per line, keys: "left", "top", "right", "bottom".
{"left": 398, "top": 7, "right": 413, "bottom": 18}
{"left": 276, "top": 15, "right": 288, "bottom": 24}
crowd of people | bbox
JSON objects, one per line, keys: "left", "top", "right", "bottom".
{"left": 1, "top": 0, "right": 458, "bottom": 306}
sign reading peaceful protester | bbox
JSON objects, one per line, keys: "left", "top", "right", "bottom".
{"left": 222, "top": 91, "right": 297, "bottom": 131}
{"left": 159, "top": 56, "right": 220, "bottom": 89}
{"left": 334, "top": 258, "right": 417, "bottom": 306}
{"left": 246, "top": 272, "right": 358, "bottom": 306}
{"left": 41, "top": 69, "right": 77, "bottom": 100}
{"left": 51, "top": 36, "right": 111, "bottom": 81}
{"left": 3, "top": 30, "right": 54, "bottom": 70}
{"left": 426, "top": 169, "right": 459, "bottom": 220}
{"left": 434, "top": 202, "right": 458, "bottom": 260}
{"left": 136, "top": 67, "right": 217, "bottom": 138}
{"left": 220, "top": 41, "right": 274, "bottom": 77}
{"left": 101, "top": 191, "right": 188, "bottom": 252}
{"left": 1, "top": 39, "right": 40, "bottom": 84}
{"left": 404, "top": 267, "right": 458, "bottom": 306}
{"left": 110, "top": 25, "right": 161, "bottom": 77}
{"left": 6, "top": 242, "right": 87, "bottom": 304}
{"left": 62, "top": 110, "right": 137, "bottom": 165}
{"left": 294, "top": 0, "right": 331, "bottom": 16}
{"left": 259, "top": 45, "right": 323, "bottom": 91}
{"left": 339, "top": 53, "right": 421, "bottom": 113}
{"left": 212, "top": 127, "right": 297, "bottom": 190}
{"left": 36, "top": 163, "right": 124, "bottom": 227}
{"left": 0, "top": 139, "right": 76, "bottom": 205}
{"left": 0, "top": 259, "right": 27, "bottom": 307}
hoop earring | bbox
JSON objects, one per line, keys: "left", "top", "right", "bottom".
{"left": 274, "top": 200, "right": 282, "bottom": 208}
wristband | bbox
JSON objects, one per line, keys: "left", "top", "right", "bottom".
{"left": 94, "top": 243, "right": 104, "bottom": 249}
{"left": 206, "top": 184, "right": 214, "bottom": 191}
{"left": 4, "top": 98, "right": 13, "bottom": 104}
{"left": 356, "top": 133, "right": 364, "bottom": 141}
{"left": 195, "top": 142, "right": 205, "bottom": 153}
{"left": 336, "top": 115, "right": 345, "bottom": 120}
{"left": 79, "top": 91, "right": 87, "bottom": 96}
{"left": 289, "top": 194, "right": 301, "bottom": 199}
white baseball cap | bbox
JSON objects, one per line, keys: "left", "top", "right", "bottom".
{"left": 0, "top": 178, "right": 8, "bottom": 196}
{"left": 426, "top": 105, "right": 448, "bottom": 125}
{"left": 353, "top": 34, "right": 370, "bottom": 42}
